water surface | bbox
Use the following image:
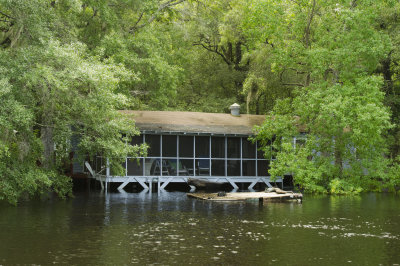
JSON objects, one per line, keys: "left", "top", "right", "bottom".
{"left": 1, "top": 192, "right": 400, "bottom": 265}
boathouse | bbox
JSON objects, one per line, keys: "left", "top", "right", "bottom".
{"left": 87, "top": 104, "right": 286, "bottom": 192}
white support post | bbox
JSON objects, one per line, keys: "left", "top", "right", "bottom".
{"left": 248, "top": 177, "right": 261, "bottom": 190}
{"left": 225, "top": 177, "right": 239, "bottom": 190}
{"left": 84, "top": 161, "right": 95, "bottom": 178}
{"left": 105, "top": 158, "right": 110, "bottom": 194}
{"left": 99, "top": 176, "right": 104, "bottom": 190}
{"left": 143, "top": 134, "right": 146, "bottom": 176}
{"left": 261, "top": 177, "right": 272, "bottom": 188}
{"left": 160, "top": 177, "right": 174, "bottom": 189}
{"left": 106, "top": 158, "right": 110, "bottom": 177}
{"left": 118, "top": 176, "right": 134, "bottom": 190}
{"left": 135, "top": 177, "right": 149, "bottom": 190}
{"left": 160, "top": 134, "right": 163, "bottom": 178}
{"left": 149, "top": 178, "right": 152, "bottom": 192}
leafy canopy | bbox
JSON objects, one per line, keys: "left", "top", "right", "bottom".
{"left": 250, "top": 0, "right": 394, "bottom": 193}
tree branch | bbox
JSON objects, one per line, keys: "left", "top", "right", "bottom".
{"left": 281, "top": 82, "right": 305, "bottom": 87}
{"left": 303, "top": 0, "right": 316, "bottom": 48}
{"left": 130, "top": 0, "right": 186, "bottom": 33}
{"left": 35, "top": 122, "right": 56, "bottom": 129}
{"left": 288, "top": 67, "right": 308, "bottom": 74}
{"left": 132, "top": 12, "right": 144, "bottom": 30}
{"left": 0, "top": 11, "right": 14, "bottom": 20}
{"left": 193, "top": 41, "right": 232, "bottom": 66}
{"left": 265, "top": 39, "right": 274, "bottom": 48}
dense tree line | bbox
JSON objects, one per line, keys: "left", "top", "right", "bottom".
{"left": 246, "top": 0, "right": 400, "bottom": 193}
{"left": 0, "top": 0, "right": 399, "bottom": 203}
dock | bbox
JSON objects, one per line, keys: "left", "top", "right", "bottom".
{"left": 187, "top": 191, "right": 303, "bottom": 203}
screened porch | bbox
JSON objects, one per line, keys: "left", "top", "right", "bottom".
{"left": 92, "top": 133, "right": 282, "bottom": 191}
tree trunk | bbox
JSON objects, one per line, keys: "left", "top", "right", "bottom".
{"left": 381, "top": 54, "right": 393, "bottom": 94}
{"left": 234, "top": 80, "right": 244, "bottom": 103}
{"left": 235, "top": 41, "right": 242, "bottom": 66}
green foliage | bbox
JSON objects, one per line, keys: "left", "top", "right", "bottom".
{"left": 170, "top": 0, "right": 251, "bottom": 110}
{"left": 252, "top": 0, "right": 395, "bottom": 194}
{"left": 2, "top": 0, "right": 400, "bottom": 202}
{"left": 0, "top": 0, "right": 153, "bottom": 204}
{"left": 384, "top": 156, "right": 400, "bottom": 192}
{"left": 100, "top": 27, "right": 184, "bottom": 109}
{"left": 0, "top": 77, "right": 72, "bottom": 204}
{"left": 0, "top": 38, "right": 146, "bottom": 203}
{"left": 329, "top": 178, "right": 363, "bottom": 195}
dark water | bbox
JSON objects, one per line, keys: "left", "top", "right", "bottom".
{"left": 1, "top": 192, "right": 400, "bottom": 265}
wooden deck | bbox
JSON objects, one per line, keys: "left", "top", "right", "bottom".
{"left": 187, "top": 191, "right": 303, "bottom": 203}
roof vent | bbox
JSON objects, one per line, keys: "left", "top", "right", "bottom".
{"left": 229, "top": 103, "right": 240, "bottom": 116}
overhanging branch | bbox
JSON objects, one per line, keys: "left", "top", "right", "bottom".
{"left": 0, "top": 11, "right": 14, "bottom": 20}
{"left": 130, "top": 0, "right": 186, "bottom": 33}
{"left": 193, "top": 41, "right": 231, "bottom": 66}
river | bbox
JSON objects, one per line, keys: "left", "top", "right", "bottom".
{"left": 0, "top": 191, "right": 399, "bottom": 265}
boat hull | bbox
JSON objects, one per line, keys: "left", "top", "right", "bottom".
{"left": 187, "top": 178, "right": 225, "bottom": 191}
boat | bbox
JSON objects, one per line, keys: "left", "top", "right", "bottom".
{"left": 187, "top": 178, "right": 225, "bottom": 191}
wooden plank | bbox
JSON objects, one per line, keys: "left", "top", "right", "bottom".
{"left": 84, "top": 161, "right": 95, "bottom": 177}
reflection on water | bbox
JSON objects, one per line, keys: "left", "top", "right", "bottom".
{"left": 0, "top": 192, "right": 400, "bottom": 265}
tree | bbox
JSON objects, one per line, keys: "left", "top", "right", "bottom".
{"left": 0, "top": 1, "right": 147, "bottom": 204}
{"left": 250, "top": 0, "right": 393, "bottom": 193}
{"left": 176, "top": 0, "right": 249, "bottom": 106}
{"left": 1, "top": 0, "right": 399, "bottom": 202}
{"left": 375, "top": 2, "right": 400, "bottom": 159}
